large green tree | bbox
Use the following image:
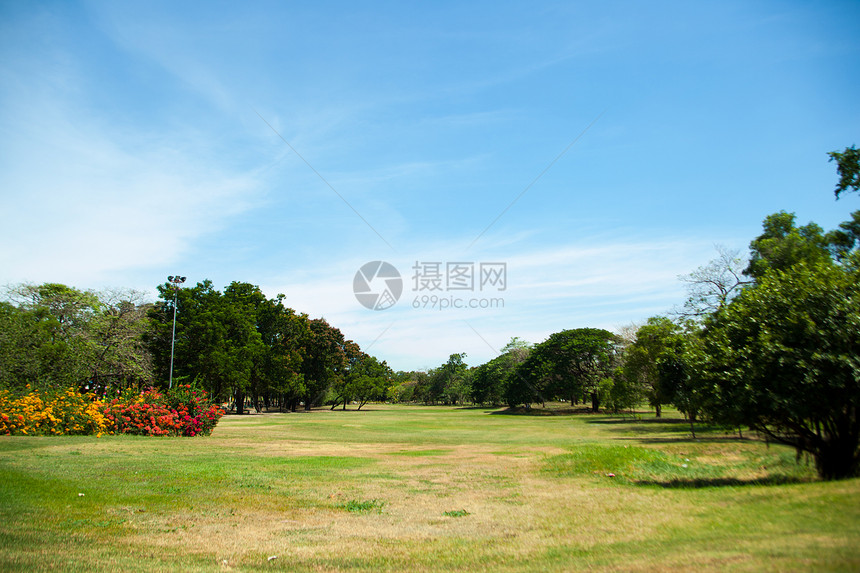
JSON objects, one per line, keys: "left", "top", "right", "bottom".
{"left": 255, "top": 295, "right": 309, "bottom": 412}
{"left": 700, "top": 259, "right": 860, "bottom": 479}
{"left": 510, "top": 328, "right": 618, "bottom": 411}
{"left": 152, "top": 280, "right": 264, "bottom": 413}
{"left": 332, "top": 353, "right": 391, "bottom": 410}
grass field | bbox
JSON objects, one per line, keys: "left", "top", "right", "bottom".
{"left": 1, "top": 404, "right": 858, "bottom": 572}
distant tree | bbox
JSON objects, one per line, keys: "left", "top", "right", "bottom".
{"left": 343, "top": 354, "right": 391, "bottom": 410}
{"left": 829, "top": 145, "right": 860, "bottom": 199}
{"left": 472, "top": 338, "right": 531, "bottom": 406}
{"left": 675, "top": 246, "right": 751, "bottom": 318}
{"left": 621, "top": 317, "right": 679, "bottom": 418}
{"left": 409, "top": 371, "right": 432, "bottom": 403}
{"left": 151, "top": 280, "right": 263, "bottom": 413}
{"left": 299, "top": 318, "right": 348, "bottom": 410}
{"left": 700, "top": 259, "right": 860, "bottom": 479}
{"left": 86, "top": 289, "right": 155, "bottom": 392}
{"left": 436, "top": 353, "right": 469, "bottom": 405}
{"left": 2, "top": 284, "right": 154, "bottom": 393}
{"left": 221, "top": 282, "right": 270, "bottom": 414}
{"left": 510, "top": 328, "right": 618, "bottom": 411}
{"left": 389, "top": 372, "right": 418, "bottom": 403}
{"left": 256, "top": 296, "right": 309, "bottom": 412}
{"left": 0, "top": 302, "right": 58, "bottom": 392}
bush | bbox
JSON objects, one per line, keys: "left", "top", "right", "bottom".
{"left": 0, "top": 385, "right": 223, "bottom": 437}
{"left": 0, "top": 386, "right": 109, "bottom": 436}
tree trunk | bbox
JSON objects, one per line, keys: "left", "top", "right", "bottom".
{"left": 235, "top": 389, "right": 244, "bottom": 415}
{"left": 655, "top": 403, "right": 662, "bottom": 418}
{"left": 815, "top": 437, "right": 860, "bottom": 480}
{"left": 590, "top": 391, "right": 600, "bottom": 413}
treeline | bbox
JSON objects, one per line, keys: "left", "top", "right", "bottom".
{"left": 0, "top": 281, "right": 393, "bottom": 414}
{"left": 149, "top": 281, "right": 392, "bottom": 413}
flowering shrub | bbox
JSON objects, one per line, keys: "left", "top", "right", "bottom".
{"left": 0, "top": 387, "right": 109, "bottom": 436}
{"left": 0, "top": 385, "right": 223, "bottom": 437}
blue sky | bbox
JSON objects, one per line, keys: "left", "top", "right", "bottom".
{"left": 1, "top": 1, "right": 858, "bottom": 371}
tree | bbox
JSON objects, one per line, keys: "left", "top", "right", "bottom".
{"left": 744, "top": 211, "right": 831, "bottom": 279}
{"left": 829, "top": 145, "right": 860, "bottom": 199}
{"left": 336, "top": 354, "right": 391, "bottom": 410}
{"left": 85, "top": 289, "right": 155, "bottom": 392}
{"left": 676, "top": 246, "right": 751, "bottom": 318}
{"left": 2, "top": 284, "right": 155, "bottom": 393}
{"left": 151, "top": 280, "right": 263, "bottom": 413}
{"left": 255, "top": 295, "right": 308, "bottom": 412}
{"left": 0, "top": 302, "right": 57, "bottom": 392}
{"left": 621, "top": 317, "right": 680, "bottom": 418}
{"left": 700, "top": 259, "right": 860, "bottom": 479}
{"left": 300, "top": 318, "right": 348, "bottom": 410}
{"left": 509, "top": 328, "right": 618, "bottom": 411}
{"left": 440, "top": 353, "right": 470, "bottom": 405}
{"left": 221, "top": 282, "right": 269, "bottom": 414}
{"left": 825, "top": 210, "right": 860, "bottom": 262}
{"left": 472, "top": 338, "right": 531, "bottom": 406}
{"left": 424, "top": 353, "right": 470, "bottom": 405}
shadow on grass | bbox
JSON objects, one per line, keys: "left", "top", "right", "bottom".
{"left": 490, "top": 407, "right": 594, "bottom": 416}
{"left": 633, "top": 475, "right": 813, "bottom": 488}
{"left": 586, "top": 417, "right": 688, "bottom": 425}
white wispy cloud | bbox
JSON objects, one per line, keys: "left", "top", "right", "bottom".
{"left": 0, "top": 61, "right": 265, "bottom": 288}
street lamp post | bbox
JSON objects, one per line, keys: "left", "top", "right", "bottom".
{"left": 167, "top": 275, "right": 187, "bottom": 389}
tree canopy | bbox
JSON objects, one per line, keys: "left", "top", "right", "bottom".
{"left": 829, "top": 145, "right": 860, "bottom": 199}
{"left": 699, "top": 259, "right": 860, "bottom": 479}
{"left": 509, "top": 328, "right": 618, "bottom": 411}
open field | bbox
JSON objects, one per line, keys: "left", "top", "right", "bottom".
{"left": 1, "top": 404, "right": 858, "bottom": 572}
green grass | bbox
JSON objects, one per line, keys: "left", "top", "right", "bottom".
{"left": 337, "top": 499, "right": 386, "bottom": 513}
{"left": 0, "top": 404, "right": 858, "bottom": 572}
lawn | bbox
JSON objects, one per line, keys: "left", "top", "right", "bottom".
{"left": 1, "top": 404, "right": 858, "bottom": 572}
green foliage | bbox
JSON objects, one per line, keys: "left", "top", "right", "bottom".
{"left": 337, "top": 499, "right": 385, "bottom": 513}
{"left": 150, "top": 280, "right": 314, "bottom": 412}
{"left": 472, "top": 338, "right": 531, "bottom": 406}
{"left": 1, "top": 285, "right": 155, "bottom": 394}
{"left": 508, "top": 328, "right": 618, "bottom": 411}
{"left": 442, "top": 509, "right": 469, "bottom": 517}
{"left": 700, "top": 259, "right": 860, "bottom": 479}
{"left": 300, "top": 318, "right": 350, "bottom": 409}
{"left": 621, "top": 317, "right": 682, "bottom": 416}
{"left": 829, "top": 145, "right": 860, "bottom": 199}
{"left": 332, "top": 353, "right": 392, "bottom": 409}
{"left": 420, "top": 353, "right": 470, "bottom": 405}
{"left": 825, "top": 210, "right": 860, "bottom": 261}
{"left": 744, "top": 211, "right": 832, "bottom": 279}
